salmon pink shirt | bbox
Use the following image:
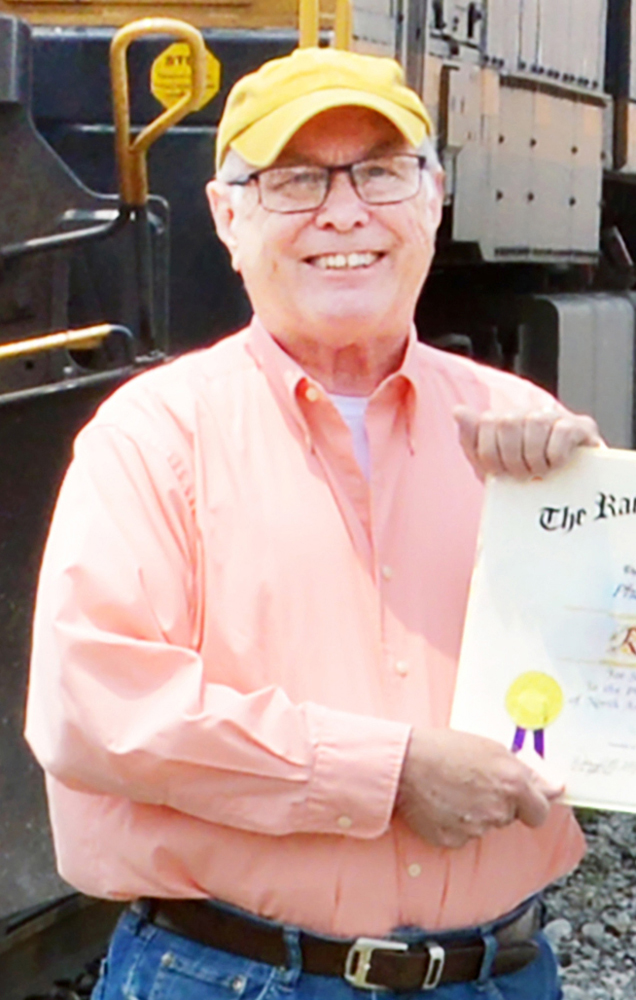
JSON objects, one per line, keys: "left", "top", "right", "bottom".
{"left": 25, "top": 318, "right": 585, "bottom": 936}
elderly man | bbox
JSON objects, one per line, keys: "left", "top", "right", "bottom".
{"left": 26, "top": 46, "right": 599, "bottom": 1000}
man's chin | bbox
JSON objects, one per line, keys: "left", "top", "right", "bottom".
{"left": 305, "top": 297, "right": 393, "bottom": 331}
{"left": 307, "top": 312, "right": 385, "bottom": 341}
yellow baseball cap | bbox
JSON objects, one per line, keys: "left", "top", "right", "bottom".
{"left": 216, "top": 46, "right": 434, "bottom": 170}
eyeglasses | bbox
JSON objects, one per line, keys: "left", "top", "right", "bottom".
{"left": 228, "top": 154, "right": 428, "bottom": 213}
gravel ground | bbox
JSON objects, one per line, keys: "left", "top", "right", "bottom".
{"left": 544, "top": 810, "right": 636, "bottom": 999}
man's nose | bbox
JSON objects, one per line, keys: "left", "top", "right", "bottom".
{"left": 314, "top": 169, "right": 370, "bottom": 230}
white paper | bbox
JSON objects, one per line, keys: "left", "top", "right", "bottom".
{"left": 451, "top": 447, "right": 636, "bottom": 812}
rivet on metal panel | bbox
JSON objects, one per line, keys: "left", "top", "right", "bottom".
{"left": 498, "top": 134, "right": 505, "bottom": 143}
{"left": 530, "top": 138, "right": 537, "bottom": 147}
{"left": 572, "top": 146, "right": 579, "bottom": 155}
{"left": 527, "top": 192, "right": 535, "bottom": 202}
{"left": 569, "top": 198, "right": 577, "bottom": 206}
{"left": 496, "top": 191, "right": 504, "bottom": 201}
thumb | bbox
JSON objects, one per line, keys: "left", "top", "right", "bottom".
{"left": 515, "top": 780, "right": 552, "bottom": 828}
{"left": 515, "top": 745, "right": 565, "bottom": 800}
{"left": 453, "top": 404, "right": 479, "bottom": 428}
{"left": 453, "top": 405, "right": 483, "bottom": 479}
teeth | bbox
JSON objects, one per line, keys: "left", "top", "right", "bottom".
{"left": 312, "top": 252, "right": 379, "bottom": 270}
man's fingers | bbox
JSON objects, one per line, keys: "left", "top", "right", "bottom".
{"left": 493, "top": 417, "right": 530, "bottom": 479}
{"left": 475, "top": 416, "right": 505, "bottom": 476}
{"left": 454, "top": 407, "right": 507, "bottom": 477}
{"left": 514, "top": 744, "right": 566, "bottom": 798}
{"left": 543, "top": 783, "right": 566, "bottom": 801}
{"left": 514, "top": 779, "right": 552, "bottom": 828}
{"left": 455, "top": 405, "right": 602, "bottom": 480}
{"left": 545, "top": 414, "right": 602, "bottom": 470}
{"left": 521, "top": 413, "right": 554, "bottom": 476}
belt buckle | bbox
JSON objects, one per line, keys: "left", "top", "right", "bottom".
{"left": 344, "top": 937, "right": 408, "bottom": 990}
{"left": 421, "top": 943, "right": 445, "bottom": 990}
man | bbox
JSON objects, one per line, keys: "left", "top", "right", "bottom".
{"left": 26, "top": 46, "right": 600, "bottom": 999}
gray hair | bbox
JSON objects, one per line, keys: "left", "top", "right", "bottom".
{"left": 216, "top": 130, "right": 442, "bottom": 184}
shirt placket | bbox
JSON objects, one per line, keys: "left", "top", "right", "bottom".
{"left": 297, "top": 380, "right": 375, "bottom": 573}
{"left": 366, "top": 381, "right": 415, "bottom": 699}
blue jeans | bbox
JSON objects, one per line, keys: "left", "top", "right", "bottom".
{"left": 92, "top": 902, "right": 562, "bottom": 1000}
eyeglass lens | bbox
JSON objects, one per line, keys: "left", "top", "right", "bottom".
{"left": 257, "top": 155, "right": 422, "bottom": 212}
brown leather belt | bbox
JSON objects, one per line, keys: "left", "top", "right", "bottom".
{"left": 146, "top": 897, "right": 542, "bottom": 992}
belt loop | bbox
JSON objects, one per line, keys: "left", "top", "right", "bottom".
{"left": 282, "top": 925, "right": 303, "bottom": 983}
{"left": 476, "top": 931, "right": 498, "bottom": 986}
{"left": 128, "top": 898, "right": 151, "bottom": 934}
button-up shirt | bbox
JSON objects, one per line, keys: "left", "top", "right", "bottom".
{"left": 25, "top": 318, "right": 585, "bottom": 936}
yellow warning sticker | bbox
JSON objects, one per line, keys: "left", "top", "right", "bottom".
{"left": 151, "top": 42, "right": 221, "bottom": 112}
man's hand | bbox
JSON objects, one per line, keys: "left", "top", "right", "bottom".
{"left": 394, "top": 728, "right": 563, "bottom": 849}
{"left": 454, "top": 405, "right": 602, "bottom": 480}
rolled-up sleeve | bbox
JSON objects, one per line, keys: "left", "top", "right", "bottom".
{"left": 25, "top": 422, "right": 410, "bottom": 841}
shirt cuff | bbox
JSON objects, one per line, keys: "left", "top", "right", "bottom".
{"left": 296, "top": 702, "right": 412, "bottom": 838}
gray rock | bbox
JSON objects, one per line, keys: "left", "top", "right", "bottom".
{"left": 606, "top": 912, "right": 633, "bottom": 935}
{"left": 544, "top": 918, "right": 573, "bottom": 947}
{"left": 581, "top": 922, "right": 606, "bottom": 947}
{"left": 562, "top": 986, "right": 587, "bottom": 1000}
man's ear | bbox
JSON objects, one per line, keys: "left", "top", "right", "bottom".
{"left": 206, "top": 180, "right": 242, "bottom": 272}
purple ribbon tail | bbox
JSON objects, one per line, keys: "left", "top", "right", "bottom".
{"left": 534, "top": 729, "right": 545, "bottom": 757}
{"left": 512, "top": 727, "right": 526, "bottom": 752}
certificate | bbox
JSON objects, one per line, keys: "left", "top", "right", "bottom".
{"left": 451, "top": 447, "right": 636, "bottom": 811}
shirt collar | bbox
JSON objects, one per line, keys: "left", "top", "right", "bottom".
{"left": 246, "top": 315, "right": 419, "bottom": 451}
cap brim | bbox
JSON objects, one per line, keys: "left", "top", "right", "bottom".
{"left": 227, "top": 88, "right": 429, "bottom": 168}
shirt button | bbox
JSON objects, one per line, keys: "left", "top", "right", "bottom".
{"left": 395, "top": 660, "right": 409, "bottom": 676}
{"left": 381, "top": 565, "right": 393, "bottom": 580}
{"left": 408, "top": 863, "right": 422, "bottom": 878}
{"left": 337, "top": 815, "right": 353, "bottom": 830}
{"left": 305, "top": 385, "right": 320, "bottom": 402}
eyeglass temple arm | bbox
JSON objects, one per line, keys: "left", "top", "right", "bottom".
{"left": 298, "top": 0, "right": 352, "bottom": 50}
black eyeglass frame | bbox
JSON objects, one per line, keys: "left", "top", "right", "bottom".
{"left": 226, "top": 154, "right": 429, "bottom": 213}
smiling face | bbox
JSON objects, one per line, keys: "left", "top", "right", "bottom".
{"left": 207, "top": 106, "right": 443, "bottom": 392}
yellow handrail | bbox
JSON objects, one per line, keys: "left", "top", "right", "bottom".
{"left": 334, "top": 0, "right": 352, "bottom": 49}
{"left": 298, "top": 0, "right": 352, "bottom": 49}
{"left": 110, "top": 18, "right": 208, "bottom": 207}
{"left": 298, "top": 0, "right": 319, "bottom": 46}
{"left": 0, "top": 325, "right": 112, "bottom": 361}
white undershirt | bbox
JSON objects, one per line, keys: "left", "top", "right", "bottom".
{"left": 329, "top": 393, "right": 371, "bottom": 480}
